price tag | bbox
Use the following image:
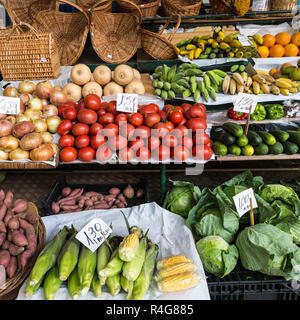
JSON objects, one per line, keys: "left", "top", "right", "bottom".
{"left": 233, "top": 188, "right": 258, "bottom": 217}
{"left": 0, "top": 96, "right": 20, "bottom": 115}
{"left": 233, "top": 92, "right": 257, "bottom": 114}
{"left": 0, "top": 265, "right": 5, "bottom": 290}
{"left": 75, "top": 218, "right": 112, "bottom": 252}
{"left": 116, "top": 93, "right": 138, "bottom": 113}
{"left": 238, "top": 35, "right": 251, "bottom": 47}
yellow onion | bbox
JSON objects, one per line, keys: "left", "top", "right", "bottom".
{"left": 30, "top": 144, "right": 54, "bottom": 161}
{"left": 41, "top": 132, "right": 53, "bottom": 144}
{"left": 3, "top": 87, "right": 18, "bottom": 97}
{"left": 0, "top": 150, "right": 8, "bottom": 160}
{"left": 50, "top": 88, "right": 67, "bottom": 106}
{"left": 28, "top": 97, "right": 43, "bottom": 112}
{"left": 46, "top": 115, "right": 61, "bottom": 133}
{"left": 35, "top": 81, "right": 52, "bottom": 99}
{"left": 0, "top": 120, "right": 13, "bottom": 137}
{"left": 24, "top": 109, "right": 42, "bottom": 121}
{"left": 5, "top": 116, "right": 16, "bottom": 125}
{"left": 0, "top": 136, "right": 19, "bottom": 152}
{"left": 0, "top": 114, "right": 7, "bottom": 120}
{"left": 18, "top": 81, "right": 36, "bottom": 94}
{"left": 50, "top": 143, "right": 58, "bottom": 154}
{"left": 20, "top": 132, "right": 43, "bottom": 151}
{"left": 9, "top": 148, "right": 30, "bottom": 160}
{"left": 19, "top": 93, "right": 30, "bottom": 105}
{"left": 16, "top": 114, "right": 29, "bottom": 123}
{"left": 33, "top": 119, "right": 48, "bottom": 133}
{"left": 43, "top": 104, "right": 58, "bottom": 117}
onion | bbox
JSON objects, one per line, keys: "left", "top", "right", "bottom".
{"left": 24, "top": 109, "right": 42, "bottom": 121}
{"left": 41, "top": 98, "right": 49, "bottom": 108}
{"left": 19, "top": 93, "right": 30, "bottom": 105}
{"left": 5, "top": 116, "right": 16, "bottom": 124}
{"left": 46, "top": 115, "right": 61, "bottom": 133}
{"left": 0, "top": 114, "right": 7, "bottom": 120}
{"left": 50, "top": 143, "right": 58, "bottom": 154}
{"left": 35, "top": 81, "right": 52, "bottom": 99}
{"left": 0, "top": 136, "right": 19, "bottom": 152}
{"left": 3, "top": 87, "right": 18, "bottom": 97}
{"left": 0, "top": 120, "right": 13, "bottom": 137}
{"left": 50, "top": 88, "right": 68, "bottom": 106}
{"left": 0, "top": 150, "right": 8, "bottom": 160}
{"left": 41, "top": 132, "right": 53, "bottom": 144}
{"left": 52, "top": 86, "right": 62, "bottom": 91}
{"left": 33, "top": 119, "right": 48, "bottom": 133}
{"left": 43, "top": 104, "right": 58, "bottom": 117}
{"left": 9, "top": 148, "right": 29, "bottom": 160}
{"left": 20, "top": 132, "right": 43, "bottom": 151}
{"left": 18, "top": 81, "right": 36, "bottom": 94}
{"left": 16, "top": 114, "right": 29, "bottom": 123}
{"left": 30, "top": 144, "right": 54, "bottom": 161}
{"left": 28, "top": 97, "right": 43, "bottom": 112}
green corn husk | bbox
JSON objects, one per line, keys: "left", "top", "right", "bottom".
{"left": 91, "top": 272, "right": 102, "bottom": 298}
{"left": 132, "top": 242, "right": 159, "bottom": 300}
{"left": 118, "top": 226, "right": 142, "bottom": 263}
{"left": 43, "top": 265, "right": 63, "bottom": 300}
{"left": 58, "top": 232, "right": 80, "bottom": 281}
{"left": 78, "top": 245, "right": 97, "bottom": 296}
{"left": 97, "top": 242, "right": 112, "bottom": 285}
{"left": 120, "top": 274, "right": 133, "bottom": 297}
{"left": 68, "top": 268, "right": 82, "bottom": 300}
{"left": 99, "top": 247, "right": 124, "bottom": 279}
{"left": 25, "top": 274, "right": 44, "bottom": 298}
{"left": 28, "top": 227, "right": 68, "bottom": 287}
{"left": 106, "top": 273, "right": 121, "bottom": 296}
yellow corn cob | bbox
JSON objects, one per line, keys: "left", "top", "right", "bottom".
{"left": 271, "top": 85, "right": 280, "bottom": 95}
{"left": 119, "top": 227, "right": 142, "bottom": 262}
{"left": 236, "top": 83, "right": 244, "bottom": 93}
{"left": 157, "top": 255, "right": 191, "bottom": 271}
{"left": 259, "top": 83, "right": 270, "bottom": 94}
{"left": 154, "top": 262, "right": 197, "bottom": 282}
{"left": 280, "top": 88, "right": 290, "bottom": 96}
{"left": 289, "top": 87, "right": 297, "bottom": 93}
{"left": 275, "top": 79, "right": 292, "bottom": 89}
{"left": 232, "top": 73, "right": 244, "bottom": 86}
{"left": 157, "top": 272, "right": 200, "bottom": 293}
{"left": 230, "top": 78, "right": 237, "bottom": 95}
{"left": 186, "top": 44, "right": 197, "bottom": 50}
{"left": 252, "top": 81, "right": 260, "bottom": 94}
{"left": 252, "top": 74, "right": 266, "bottom": 85}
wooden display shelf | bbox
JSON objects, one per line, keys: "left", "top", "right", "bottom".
{"left": 216, "top": 154, "right": 300, "bottom": 161}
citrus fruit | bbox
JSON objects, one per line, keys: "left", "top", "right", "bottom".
{"left": 269, "top": 44, "right": 285, "bottom": 57}
{"left": 269, "top": 68, "right": 278, "bottom": 77}
{"left": 257, "top": 46, "right": 269, "bottom": 58}
{"left": 284, "top": 43, "right": 299, "bottom": 57}
{"left": 263, "top": 34, "right": 276, "bottom": 48}
{"left": 275, "top": 32, "right": 291, "bottom": 46}
{"left": 291, "top": 32, "right": 300, "bottom": 46}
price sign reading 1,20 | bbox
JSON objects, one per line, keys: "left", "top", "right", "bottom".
{"left": 233, "top": 92, "right": 257, "bottom": 115}
{"left": 233, "top": 188, "right": 258, "bottom": 217}
{"left": 116, "top": 93, "right": 138, "bottom": 113}
{"left": 76, "top": 218, "right": 112, "bottom": 252}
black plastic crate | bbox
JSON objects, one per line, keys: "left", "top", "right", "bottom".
{"left": 42, "top": 176, "right": 149, "bottom": 216}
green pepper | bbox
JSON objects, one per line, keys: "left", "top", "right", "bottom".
{"left": 266, "top": 104, "right": 284, "bottom": 120}
{"left": 250, "top": 104, "right": 267, "bottom": 121}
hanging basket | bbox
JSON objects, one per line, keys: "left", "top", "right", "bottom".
{"left": 0, "top": 202, "right": 46, "bottom": 300}
{"left": 209, "top": 0, "right": 235, "bottom": 15}
{"left": 117, "top": 0, "right": 160, "bottom": 18}
{"left": 6, "top": 0, "right": 35, "bottom": 24}
{"left": 162, "top": 0, "right": 202, "bottom": 16}
{"left": 90, "top": 0, "right": 142, "bottom": 64}
{"left": 271, "top": 0, "right": 298, "bottom": 17}
{"left": 28, "top": 0, "right": 56, "bottom": 23}
{"left": 140, "top": 15, "right": 180, "bottom": 60}
{"left": 76, "top": 0, "right": 112, "bottom": 11}
{"left": 0, "top": 0, "right": 20, "bottom": 37}
{"left": 32, "top": 0, "right": 90, "bottom": 66}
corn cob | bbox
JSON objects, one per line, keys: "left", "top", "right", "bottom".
{"left": 91, "top": 272, "right": 102, "bottom": 298}
{"left": 230, "top": 78, "right": 237, "bottom": 95}
{"left": 57, "top": 232, "right": 80, "bottom": 281}
{"left": 43, "top": 265, "right": 63, "bottom": 300}
{"left": 154, "top": 262, "right": 197, "bottom": 282}
{"left": 99, "top": 247, "right": 124, "bottom": 279}
{"left": 97, "top": 242, "right": 111, "bottom": 285}
{"left": 232, "top": 73, "right": 244, "bottom": 86}
{"left": 156, "top": 272, "right": 200, "bottom": 293}
{"left": 132, "top": 242, "right": 159, "bottom": 300}
{"left": 252, "top": 81, "right": 260, "bottom": 94}
{"left": 157, "top": 255, "right": 191, "bottom": 270}
{"left": 106, "top": 273, "right": 121, "bottom": 296}
{"left": 78, "top": 244, "right": 97, "bottom": 296}
{"left": 119, "top": 226, "right": 142, "bottom": 262}
{"left": 67, "top": 268, "right": 82, "bottom": 300}
{"left": 121, "top": 275, "right": 134, "bottom": 300}
{"left": 25, "top": 274, "right": 44, "bottom": 298}
{"left": 222, "top": 75, "right": 231, "bottom": 94}
{"left": 28, "top": 227, "right": 68, "bottom": 287}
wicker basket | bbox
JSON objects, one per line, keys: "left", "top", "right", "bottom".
{"left": 76, "top": 0, "right": 112, "bottom": 11}
{"left": 0, "top": 22, "right": 61, "bottom": 81}
{"left": 162, "top": 0, "right": 202, "bottom": 16}
{"left": 271, "top": 0, "right": 298, "bottom": 17}
{"left": 32, "top": 0, "right": 90, "bottom": 66}
{"left": 90, "top": 0, "right": 142, "bottom": 63}
{"left": 209, "top": 0, "right": 235, "bottom": 15}
{"left": 6, "top": 0, "right": 35, "bottom": 24}
{"left": 28, "top": 0, "right": 56, "bottom": 23}
{"left": 117, "top": 0, "right": 160, "bottom": 18}
{"left": 0, "top": 202, "right": 46, "bottom": 300}
{"left": 0, "top": 0, "right": 20, "bottom": 37}
{"left": 140, "top": 15, "right": 180, "bottom": 60}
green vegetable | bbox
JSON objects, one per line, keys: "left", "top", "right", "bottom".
{"left": 268, "top": 141, "right": 283, "bottom": 155}
{"left": 106, "top": 273, "right": 121, "bottom": 296}
{"left": 99, "top": 247, "right": 124, "bottom": 279}
{"left": 236, "top": 135, "right": 248, "bottom": 147}
{"left": 250, "top": 104, "right": 266, "bottom": 121}
{"left": 196, "top": 236, "right": 238, "bottom": 278}
{"left": 247, "top": 130, "right": 263, "bottom": 146}
{"left": 67, "top": 268, "right": 82, "bottom": 300}
{"left": 222, "top": 122, "right": 244, "bottom": 137}
{"left": 257, "top": 131, "right": 276, "bottom": 146}
{"left": 241, "top": 145, "right": 254, "bottom": 156}
{"left": 265, "top": 104, "right": 284, "bottom": 120}
{"left": 219, "top": 132, "right": 236, "bottom": 145}
{"left": 120, "top": 275, "right": 133, "bottom": 299}
{"left": 228, "top": 144, "right": 241, "bottom": 156}
{"left": 254, "top": 143, "right": 269, "bottom": 155}
{"left": 283, "top": 141, "right": 298, "bottom": 155}
{"left": 97, "top": 242, "right": 111, "bottom": 285}
{"left": 91, "top": 272, "right": 102, "bottom": 298}
{"left": 213, "top": 142, "right": 227, "bottom": 156}
{"left": 269, "top": 130, "right": 290, "bottom": 143}
{"left": 163, "top": 180, "right": 201, "bottom": 218}
{"left": 25, "top": 274, "right": 44, "bottom": 298}
{"left": 286, "top": 130, "right": 300, "bottom": 145}
{"left": 43, "top": 265, "right": 63, "bottom": 300}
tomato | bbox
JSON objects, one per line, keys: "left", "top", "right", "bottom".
{"left": 193, "top": 103, "right": 206, "bottom": 112}
{"left": 90, "top": 123, "right": 103, "bottom": 136}
{"left": 192, "top": 144, "right": 212, "bottom": 160}
{"left": 78, "top": 146, "right": 95, "bottom": 162}
{"left": 60, "top": 147, "right": 77, "bottom": 162}
{"left": 77, "top": 108, "right": 98, "bottom": 125}
{"left": 148, "top": 136, "right": 160, "bottom": 151}
{"left": 72, "top": 123, "right": 89, "bottom": 136}
{"left": 203, "top": 145, "right": 213, "bottom": 160}
{"left": 143, "top": 113, "right": 160, "bottom": 128}
{"left": 152, "top": 122, "right": 169, "bottom": 138}
{"left": 128, "top": 113, "right": 143, "bottom": 127}
{"left": 84, "top": 94, "right": 101, "bottom": 111}
{"left": 185, "top": 105, "right": 206, "bottom": 120}
{"left": 174, "top": 105, "right": 184, "bottom": 113}
{"left": 75, "top": 135, "right": 90, "bottom": 149}
{"left": 115, "top": 113, "right": 128, "bottom": 126}
{"left": 172, "top": 146, "right": 190, "bottom": 161}
{"left": 136, "top": 147, "right": 150, "bottom": 161}
{"left": 139, "top": 104, "right": 158, "bottom": 115}
{"left": 118, "top": 147, "right": 134, "bottom": 162}
{"left": 152, "top": 145, "right": 170, "bottom": 161}
{"left": 193, "top": 132, "right": 211, "bottom": 145}
{"left": 164, "top": 121, "right": 174, "bottom": 132}
{"left": 169, "top": 110, "right": 183, "bottom": 125}
{"left": 90, "top": 134, "right": 106, "bottom": 149}
{"left": 99, "top": 113, "right": 115, "bottom": 125}
{"left": 181, "top": 103, "right": 192, "bottom": 113}
{"left": 106, "top": 101, "right": 117, "bottom": 115}
{"left": 62, "top": 107, "right": 77, "bottom": 120}
{"left": 206, "top": 140, "right": 213, "bottom": 148}
{"left": 162, "top": 134, "right": 178, "bottom": 148}
{"left": 177, "top": 117, "right": 187, "bottom": 126}
{"left": 173, "top": 125, "right": 189, "bottom": 138}
{"left": 76, "top": 99, "right": 85, "bottom": 112}
{"left": 163, "top": 104, "right": 174, "bottom": 113}
{"left": 119, "top": 123, "right": 135, "bottom": 139}
{"left": 186, "top": 118, "right": 207, "bottom": 132}
{"left": 58, "top": 102, "right": 76, "bottom": 117}
{"left": 158, "top": 110, "right": 167, "bottom": 121}
{"left": 97, "top": 107, "right": 106, "bottom": 117}
{"left": 134, "top": 125, "right": 150, "bottom": 139}
{"left": 108, "top": 135, "right": 128, "bottom": 151}
{"left": 147, "top": 103, "right": 159, "bottom": 113}
{"left": 102, "top": 123, "right": 119, "bottom": 138}
{"left": 99, "top": 102, "right": 109, "bottom": 110}
{"left": 59, "top": 134, "right": 75, "bottom": 147}
{"left": 96, "top": 145, "right": 112, "bottom": 162}
{"left": 182, "top": 136, "right": 194, "bottom": 149}
{"left": 57, "top": 119, "right": 72, "bottom": 136}
{"left": 129, "top": 137, "right": 144, "bottom": 151}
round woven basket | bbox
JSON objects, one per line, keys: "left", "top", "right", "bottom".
{"left": 209, "top": 0, "right": 235, "bottom": 15}
{"left": 117, "top": 0, "right": 160, "bottom": 18}
{"left": 90, "top": 0, "right": 142, "bottom": 63}
{"left": 0, "top": 202, "right": 46, "bottom": 300}
{"left": 0, "top": 0, "right": 20, "bottom": 37}
{"left": 6, "top": 0, "right": 35, "bottom": 24}
{"left": 140, "top": 15, "right": 180, "bottom": 60}
{"left": 28, "top": 0, "right": 56, "bottom": 23}
{"left": 32, "top": 0, "right": 90, "bottom": 66}
{"left": 76, "top": 0, "right": 112, "bottom": 11}
{"left": 162, "top": 0, "right": 202, "bottom": 16}
{"left": 271, "top": 0, "right": 298, "bottom": 17}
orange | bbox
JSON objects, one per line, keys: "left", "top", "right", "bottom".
{"left": 275, "top": 32, "right": 291, "bottom": 46}
{"left": 269, "top": 44, "right": 285, "bottom": 57}
{"left": 257, "top": 46, "right": 269, "bottom": 58}
{"left": 263, "top": 34, "right": 276, "bottom": 48}
{"left": 291, "top": 32, "right": 300, "bottom": 46}
{"left": 284, "top": 43, "right": 299, "bottom": 57}
{"left": 269, "top": 68, "right": 278, "bottom": 77}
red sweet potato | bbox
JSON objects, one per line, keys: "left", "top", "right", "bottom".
{"left": 61, "top": 187, "right": 72, "bottom": 197}
{"left": 109, "top": 188, "right": 121, "bottom": 195}
{"left": 0, "top": 250, "right": 10, "bottom": 268}
{"left": 12, "top": 199, "right": 28, "bottom": 213}
{"left": 7, "top": 217, "right": 19, "bottom": 230}
{"left": 0, "top": 233, "right": 5, "bottom": 246}
{"left": 15, "top": 212, "right": 27, "bottom": 219}
{"left": 57, "top": 188, "right": 83, "bottom": 205}
{"left": 85, "top": 199, "right": 94, "bottom": 207}
{"left": 94, "top": 203, "right": 111, "bottom": 209}
{"left": 0, "top": 204, "right": 7, "bottom": 221}
{"left": 117, "top": 193, "right": 127, "bottom": 205}
{"left": 4, "top": 209, "right": 14, "bottom": 226}
{"left": 6, "top": 256, "right": 17, "bottom": 278}
{"left": 4, "top": 192, "right": 13, "bottom": 209}
{"left": 105, "top": 194, "right": 116, "bottom": 202}
{"left": 11, "top": 230, "right": 28, "bottom": 247}
{"left": 19, "top": 219, "right": 37, "bottom": 269}
{"left": 84, "top": 191, "right": 100, "bottom": 198}
{"left": 1, "top": 240, "right": 10, "bottom": 250}
{"left": 0, "top": 221, "right": 6, "bottom": 233}
{"left": 8, "top": 243, "right": 24, "bottom": 256}
{"left": 0, "top": 190, "right": 5, "bottom": 202}
{"left": 51, "top": 202, "right": 60, "bottom": 214}
{"left": 25, "top": 213, "right": 38, "bottom": 225}
{"left": 60, "top": 205, "right": 79, "bottom": 211}
{"left": 7, "top": 230, "right": 12, "bottom": 242}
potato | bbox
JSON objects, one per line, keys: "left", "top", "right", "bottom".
{"left": 20, "top": 132, "right": 43, "bottom": 151}
{"left": 12, "top": 121, "right": 34, "bottom": 138}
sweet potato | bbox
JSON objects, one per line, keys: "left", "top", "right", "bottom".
{"left": 6, "top": 256, "right": 17, "bottom": 278}
{"left": 19, "top": 218, "right": 37, "bottom": 269}
{"left": 0, "top": 221, "right": 6, "bottom": 233}
{"left": 0, "top": 189, "right": 5, "bottom": 202}
{"left": 57, "top": 188, "right": 83, "bottom": 204}
{"left": 84, "top": 199, "right": 94, "bottom": 207}
{"left": 123, "top": 185, "right": 134, "bottom": 199}
{"left": 7, "top": 217, "right": 19, "bottom": 230}
{"left": 0, "top": 232, "right": 5, "bottom": 246}
{"left": 1, "top": 240, "right": 10, "bottom": 250}
{"left": 91, "top": 195, "right": 98, "bottom": 202}
{"left": 59, "top": 199, "right": 76, "bottom": 206}
{"left": 51, "top": 201, "right": 60, "bottom": 214}
{"left": 0, "top": 250, "right": 10, "bottom": 268}
{"left": 4, "top": 191, "right": 13, "bottom": 208}
{"left": 84, "top": 191, "right": 99, "bottom": 198}
{"left": 116, "top": 202, "right": 125, "bottom": 208}
{"left": 94, "top": 203, "right": 111, "bottom": 209}
{"left": 9, "top": 243, "right": 24, "bottom": 256}
{"left": 97, "top": 194, "right": 104, "bottom": 201}
{"left": 7, "top": 230, "right": 12, "bottom": 242}
{"left": 25, "top": 213, "right": 38, "bottom": 225}
{"left": 19, "top": 228, "right": 25, "bottom": 235}
{"left": 117, "top": 193, "right": 127, "bottom": 205}
{"left": 4, "top": 209, "right": 14, "bottom": 226}
{"left": 136, "top": 188, "right": 144, "bottom": 198}
{"left": 60, "top": 205, "right": 79, "bottom": 211}
{"left": 0, "top": 204, "right": 7, "bottom": 221}
{"left": 11, "top": 230, "right": 28, "bottom": 247}
{"left": 109, "top": 188, "right": 120, "bottom": 195}
{"left": 12, "top": 199, "right": 28, "bottom": 213}
{"left": 61, "top": 187, "right": 72, "bottom": 197}
{"left": 15, "top": 212, "right": 27, "bottom": 219}
{"left": 107, "top": 199, "right": 115, "bottom": 208}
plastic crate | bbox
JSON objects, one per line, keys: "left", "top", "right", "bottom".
{"left": 42, "top": 176, "right": 149, "bottom": 216}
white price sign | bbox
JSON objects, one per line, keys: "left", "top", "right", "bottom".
{"left": 233, "top": 188, "right": 258, "bottom": 217}
{"left": 75, "top": 218, "right": 112, "bottom": 252}
{"left": 233, "top": 92, "right": 258, "bottom": 114}
{"left": 116, "top": 93, "right": 138, "bottom": 113}
{"left": 0, "top": 96, "right": 20, "bottom": 115}
{"left": 238, "top": 35, "right": 251, "bottom": 47}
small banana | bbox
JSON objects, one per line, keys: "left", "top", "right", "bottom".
{"left": 222, "top": 75, "right": 231, "bottom": 95}
{"left": 289, "top": 87, "right": 297, "bottom": 93}
{"left": 252, "top": 74, "right": 266, "bottom": 85}
{"left": 252, "top": 81, "right": 260, "bottom": 94}
{"left": 230, "top": 78, "right": 237, "bottom": 95}
{"left": 280, "top": 88, "right": 290, "bottom": 96}
{"left": 236, "top": 83, "right": 244, "bottom": 93}
{"left": 278, "top": 78, "right": 299, "bottom": 88}
{"left": 241, "top": 72, "right": 248, "bottom": 83}
{"left": 232, "top": 73, "right": 245, "bottom": 86}
{"left": 275, "top": 79, "right": 292, "bottom": 89}
{"left": 245, "top": 76, "right": 253, "bottom": 90}
{"left": 259, "top": 83, "right": 270, "bottom": 94}
{"left": 271, "top": 85, "right": 280, "bottom": 95}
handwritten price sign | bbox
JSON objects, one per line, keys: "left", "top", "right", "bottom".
{"left": 0, "top": 96, "right": 20, "bottom": 115}
{"left": 233, "top": 188, "right": 258, "bottom": 217}
{"left": 116, "top": 93, "right": 138, "bottom": 113}
{"left": 233, "top": 92, "right": 257, "bottom": 114}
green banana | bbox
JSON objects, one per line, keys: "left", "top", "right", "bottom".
{"left": 190, "top": 75, "right": 197, "bottom": 84}
{"left": 180, "top": 63, "right": 193, "bottom": 70}
{"left": 182, "top": 89, "right": 191, "bottom": 98}
{"left": 171, "top": 72, "right": 185, "bottom": 83}
{"left": 163, "top": 82, "right": 171, "bottom": 91}
{"left": 154, "top": 65, "right": 163, "bottom": 74}
{"left": 161, "top": 90, "right": 168, "bottom": 100}
{"left": 190, "top": 82, "right": 197, "bottom": 94}
{"left": 184, "top": 68, "right": 203, "bottom": 77}
{"left": 230, "top": 64, "right": 239, "bottom": 73}
{"left": 167, "top": 65, "right": 177, "bottom": 82}
{"left": 212, "top": 69, "right": 228, "bottom": 78}
{"left": 197, "top": 80, "right": 205, "bottom": 95}
{"left": 193, "top": 89, "right": 201, "bottom": 102}
{"left": 202, "top": 87, "right": 209, "bottom": 102}
{"left": 207, "top": 70, "right": 221, "bottom": 86}
{"left": 176, "top": 79, "right": 190, "bottom": 88}
{"left": 162, "top": 65, "right": 170, "bottom": 82}
{"left": 168, "top": 90, "right": 176, "bottom": 99}
{"left": 207, "top": 86, "right": 217, "bottom": 101}
{"left": 155, "top": 89, "right": 161, "bottom": 96}
{"left": 203, "top": 74, "right": 211, "bottom": 88}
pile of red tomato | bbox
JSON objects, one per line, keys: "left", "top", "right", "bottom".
{"left": 57, "top": 93, "right": 213, "bottom": 163}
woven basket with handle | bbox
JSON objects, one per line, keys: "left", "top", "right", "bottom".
{"left": 117, "top": 0, "right": 160, "bottom": 18}
{"left": 162, "top": 0, "right": 202, "bottom": 16}
{"left": 28, "top": 0, "right": 56, "bottom": 23}
{"left": 0, "top": 22, "right": 61, "bottom": 81}
{"left": 209, "top": 0, "right": 235, "bottom": 15}
{"left": 6, "top": 0, "right": 35, "bottom": 24}
{"left": 0, "top": 0, "right": 21, "bottom": 37}
{"left": 76, "top": 0, "right": 112, "bottom": 11}
{"left": 0, "top": 202, "right": 46, "bottom": 300}
{"left": 90, "top": 0, "right": 142, "bottom": 64}
{"left": 32, "top": 0, "right": 90, "bottom": 66}
{"left": 140, "top": 15, "right": 180, "bottom": 60}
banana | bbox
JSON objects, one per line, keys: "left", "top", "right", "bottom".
{"left": 162, "top": 65, "right": 170, "bottom": 82}
{"left": 232, "top": 73, "right": 245, "bottom": 86}
{"left": 278, "top": 78, "right": 299, "bottom": 88}
{"left": 252, "top": 81, "right": 260, "bottom": 94}
{"left": 257, "top": 72, "right": 276, "bottom": 84}
{"left": 245, "top": 76, "right": 253, "bottom": 90}
{"left": 271, "top": 85, "right": 280, "bottom": 95}
{"left": 211, "top": 82, "right": 219, "bottom": 93}
{"left": 167, "top": 65, "right": 177, "bottom": 82}
{"left": 194, "top": 89, "right": 201, "bottom": 102}
{"left": 280, "top": 88, "right": 290, "bottom": 96}
{"left": 197, "top": 80, "right": 205, "bottom": 95}
{"left": 207, "top": 86, "right": 217, "bottom": 101}
{"left": 190, "top": 81, "right": 197, "bottom": 94}
{"left": 252, "top": 74, "right": 266, "bottom": 85}
{"left": 186, "top": 44, "right": 197, "bottom": 50}
{"left": 171, "top": 72, "right": 185, "bottom": 83}
{"left": 251, "top": 34, "right": 263, "bottom": 45}
{"left": 289, "top": 87, "right": 297, "bottom": 93}
{"left": 259, "top": 83, "right": 270, "bottom": 94}
{"left": 203, "top": 74, "right": 211, "bottom": 89}
{"left": 236, "top": 83, "right": 244, "bottom": 93}
{"left": 219, "top": 42, "right": 230, "bottom": 50}
{"left": 229, "top": 78, "right": 237, "bottom": 95}
{"left": 202, "top": 87, "right": 209, "bottom": 102}
{"left": 275, "top": 79, "right": 292, "bottom": 89}
{"left": 194, "top": 48, "right": 202, "bottom": 59}
{"left": 241, "top": 72, "right": 248, "bottom": 83}
{"left": 188, "top": 50, "right": 195, "bottom": 60}
{"left": 212, "top": 69, "right": 228, "bottom": 78}
{"left": 222, "top": 75, "right": 231, "bottom": 94}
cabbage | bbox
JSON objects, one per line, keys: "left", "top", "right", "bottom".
{"left": 196, "top": 236, "right": 238, "bottom": 278}
{"left": 260, "top": 184, "right": 299, "bottom": 205}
